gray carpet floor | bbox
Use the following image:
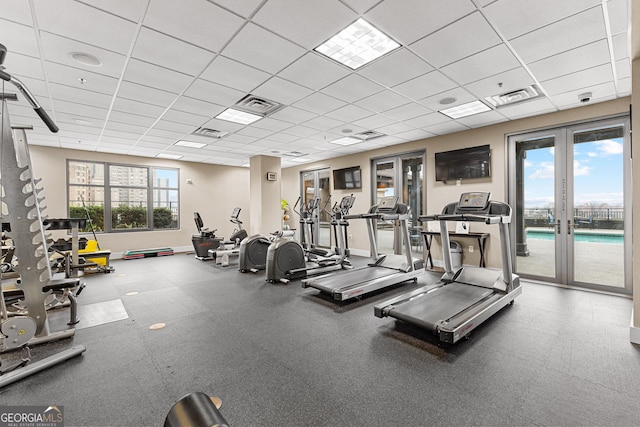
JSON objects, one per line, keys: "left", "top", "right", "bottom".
{"left": 1, "top": 253, "right": 638, "bottom": 426}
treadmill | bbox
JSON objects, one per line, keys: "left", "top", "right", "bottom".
{"left": 374, "top": 192, "right": 522, "bottom": 344}
{"left": 301, "top": 196, "right": 424, "bottom": 301}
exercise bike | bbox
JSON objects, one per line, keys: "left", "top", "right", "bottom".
{"left": 265, "top": 194, "right": 355, "bottom": 283}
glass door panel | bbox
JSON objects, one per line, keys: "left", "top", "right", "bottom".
{"left": 514, "top": 135, "right": 558, "bottom": 281}
{"left": 570, "top": 126, "right": 625, "bottom": 288}
{"left": 402, "top": 156, "right": 424, "bottom": 254}
{"left": 375, "top": 160, "right": 396, "bottom": 254}
{"left": 300, "top": 168, "right": 331, "bottom": 248}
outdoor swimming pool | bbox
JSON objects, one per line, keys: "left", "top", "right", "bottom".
{"left": 526, "top": 229, "right": 624, "bottom": 243}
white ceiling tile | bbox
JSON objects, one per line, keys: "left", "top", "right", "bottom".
{"left": 49, "top": 83, "right": 113, "bottom": 108}
{"left": 123, "top": 59, "right": 194, "bottom": 95}
{"left": 96, "top": 145, "right": 131, "bottom": 154}
{"left": 162, "top": 109, "right": 210, "bottom": 127}
{"left": 464, "top": 67, "right": 534, "bottom": 99}
{"left": 45, "top": 61, "right": 119, "bottom": 95}
{"left": 56, "top": 113, "right": 105, "bottom": 129}
{"left": 269, "top": 107, "right": 317, "bottom": 124}
{"left": 132, "top": 27, "right": 214, "bottom": 76}
{"left": 235, "top": 127, "right": 274, "bottom": 140}
{"left": 183, "top": 78, "right": 245, "bottom": 106}
{"left": 281, "top": 125, "right": 319, "bottom": 138}
{"left": 325, "top": 104, "right": 374, "bottom": 122}
{"left": 528, "top": 40, "right": 610, "bottom": 83}
{"left": 147, "top": 128, "right": 190, "bottom": 140}
{"left": 107, "top": 110, "right": 156, "bottom": 127}
{"left": 278, "top": 53, "right": 351, "bottom": 91}
{"left": 0, "top": 19, "right": 39, "bottom": 57}
{"left": 548, "top": 82, "right": 616, "bottom": 108}
{"left": 403, "top": 112, "right": 450, "bottom": 128}
{"left": 200, "top": 56, "right": 271, "bottom": 93}
{"left": 340, "top": 0, "right": 381, "bottom": 14}
{"left": 34, "top": 0, "right": 137, "bottom": 53}
{"left": 411, "top": 12, "right": 501, "bottom": 68}
{"left": 382, "top": 103, "right": 432, "bottom": 121}
{"left": 357, "top": 90, "right": 412, "bottom": 113}
{"left": 252, "top": 117, "right": 294, "bottom": 133}
{"left": 2, "top": 52, "right": 44, "bottom": 80}
{"left": 171, "top": 96, "right": 225, "bottom": 117}
{"left": 222, "top": 23, "right": 306, "bottom": 74}
{"left": 211, "top": 0, "right": 263, "bottom": 18}
{"left": 440, "top": 44, "right": 520, "bottom": 85}
{"left": 366, "top": 0, "right": 476, "bottom": 45}
{"left": 0, "top": 0, "right": 34, "bottom": 25}
{"left": 496, "top": 98, "right": 557, "bottom": 120}
{"left": 153, "top": 120, "right": 198, "bottom": 134}
{"left": 78, "top": 0, "right": 148, "bottom": 22}
{"left": 118, "top": 81, "right": 178, "bottom": 107}
{"left": 39, "top": 32, "right": 127, "bottom": 78}
{"left": 302, "top": 116, "right": 345, "bottom": 131}
{"left": 393, "top": 71, "right": 458, "bottom": 100}
{"left": 615, "top": 58, "right": 631, "bottom": 79}
{"left": 253, "top": 77, "right": 314, "bottom": 105}
{"left": 352, "top": 114, "right": 397, "bottom": 130}
{"left": 419, "top": 87, "right": 477, "bottom": 111}
{"left": 617, "top": 77, "right": 631, "bottom": 95}
{"left": 612, "top": 33, "right": 629, "bottom": 62}
{"left": 359, "top": 48, "right": 433, "bottom": 88}
{"left": 426, "top": 120, "right": 470, "bottom": 136}
{"left": 483, "top": 0, "right": 601, "bottom": 40}
{"left": 375, "top": 122, "right": 417, "bottom": 135}
{"left": 322, "top": 74, "right": 384, "bottom": 103}
{"left": 53, "top": 100, "right": 109, "bottom": 120}
{"left": 541, "top": 64, "right": 614, "bottom": 96}
{"left": 144, "top": 0, "right": 243, "bottom": 52}
{"left": 112, "top": 97, "right": 167, "bottom": 118}
{"left": 253, "top": 0, "right": 356, "bottom": 49}
{"left": 293, "top": 92, "right": 347, "bottom": 115}
{"left": 455, "top": 110, "right": 506, "bottom": 128}
{"left": 509, "top": 7, "right": 607, "bottom": 63}
{"left": 394, "top": 129, "right": 435, "bottom": 142}
{"left": 607, "top": 0, "right": 629, "bottom": 35}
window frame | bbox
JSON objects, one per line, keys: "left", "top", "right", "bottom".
{"left": 67, "top": 159, "right": 180, "bottom": 233}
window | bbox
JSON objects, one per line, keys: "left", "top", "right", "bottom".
{"left": 68, "top": 160, "right": 179, "bottom": 232}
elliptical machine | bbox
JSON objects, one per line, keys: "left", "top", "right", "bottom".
{"left": 207, "top": 207, "right": 248, "bottom": 266}
{"left": 265, "top": 194, "right": 355, "bottom": 284}
{"left": 238, "top": 229, "right": 295, "bottom": 273}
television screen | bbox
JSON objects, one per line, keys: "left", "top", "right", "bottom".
{"left": 333, "top": 166, "right": 361, "bottom": 190}
{"left": 435, "top": 145, "right": 491, "bottom": 182}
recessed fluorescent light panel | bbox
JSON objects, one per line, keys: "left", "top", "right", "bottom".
{"left": 157, "top": 153, "right": 183, "bottom": 160}
{"left": 315, "top": 18, "right": 400, "bottom": 69}
{"left": 174, "top": 140, "right": 206, "bottom": 149}
{"left": 215, "top": 108, "right": 262, "bottom": 125}
{"left": 328, "top": 136, "right": 364, "bottom": 146}
{"left": 439, "top": 100, "right": 492, "bottom": 119}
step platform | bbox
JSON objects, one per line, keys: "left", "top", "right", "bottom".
{"left": 123, "top": 247, "right": 174, "bottom": 260}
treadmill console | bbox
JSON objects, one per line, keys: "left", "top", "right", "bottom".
{"left": 378, "top": 196, "right": 400, "bottom": 212}
{"left": 456, "top": 192, "right": 491, "bottom": 213}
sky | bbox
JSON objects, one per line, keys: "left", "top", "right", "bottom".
{"left": 523, "top": 137, "right": 624, "bottom": 208}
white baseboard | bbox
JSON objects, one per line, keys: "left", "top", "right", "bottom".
{"left": 350, "top": 248, "right": 370, "bottom": 257}
{"left": 631, "top": 309, "right": 640, "bottom": 344}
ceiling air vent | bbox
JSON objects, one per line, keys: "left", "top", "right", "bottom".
{"left": 234, "top": 94, "right": 283, "bottom": 116}
{"left": 282, "top": 151, "right": 307, "bottom": 157}
{"left": 191, "top": 127, "right": 229, "bottom": 139}
{"left": 484, "top": 84, "right": 544, "bottom": 108}
{"left": 354, "top": 130, "right": 385, "bottom": 140}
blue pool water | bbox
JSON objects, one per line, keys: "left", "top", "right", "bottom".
{"left": 526, "top": 229, "right": 624, "bottom": 243}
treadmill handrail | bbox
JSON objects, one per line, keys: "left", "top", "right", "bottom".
{"left": 436, "top": 213, "right": 506, "bottom": 224}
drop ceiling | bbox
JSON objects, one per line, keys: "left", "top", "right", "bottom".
{"left": 0, "top": 0, "right": 631, "bottom": 167}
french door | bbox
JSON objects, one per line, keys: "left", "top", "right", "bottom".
{"left": 372, "top": 151, "right": 424, "bottom": 255}
{"left": 508, "top": 117, "right": 631, "bottom": 293}
{"left": 301, "top": 168, "right": 331, "bottom": 247}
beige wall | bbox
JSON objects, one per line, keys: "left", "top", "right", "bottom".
{"left": 249, "top": 155, "right": 282, "bottom": 235}
{"left": 29, "top": 145, "right": 250, "bottom": 255}
{"left": 283, "top": 98, "right": 630, "bottom": 267}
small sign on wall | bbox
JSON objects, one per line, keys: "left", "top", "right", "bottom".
{"left": 266, "top": 172, "right": 277, "bottom": 181}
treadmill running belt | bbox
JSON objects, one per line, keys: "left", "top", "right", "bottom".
{"left": 389, "top": 282, "right": 493, "bottom": 332}
{"left": 306, "top": 266, "right": 397, "bottom": 292}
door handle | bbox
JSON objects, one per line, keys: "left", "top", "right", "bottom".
{"left": 567, "top": 219, "right": 572, "bottom": 235}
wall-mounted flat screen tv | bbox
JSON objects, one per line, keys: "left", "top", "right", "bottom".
{"left": 333, "top": 166, "right": 361, "bottom": 190}
{"left": 435, "top": 145, "right": 491, "bottom": 182}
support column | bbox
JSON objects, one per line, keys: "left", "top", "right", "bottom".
{"left": 249, "top": 155, "right": 282, "bottom": 236}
